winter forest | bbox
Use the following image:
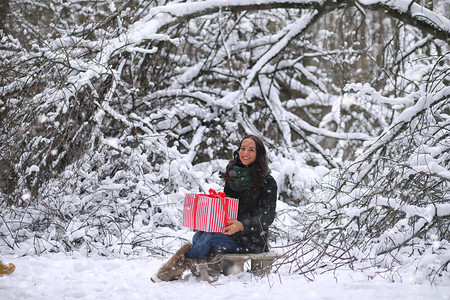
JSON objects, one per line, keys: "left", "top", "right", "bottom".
{"left": 0, "top": 0, "right": 449, "bottom": 297}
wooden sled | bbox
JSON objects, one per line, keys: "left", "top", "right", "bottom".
{"left": 193, "top": 251, "right": 282, "bottom": 283}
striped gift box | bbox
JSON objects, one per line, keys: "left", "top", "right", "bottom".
{"left": 182, "top": 189, "right": 239, "bottom": 232}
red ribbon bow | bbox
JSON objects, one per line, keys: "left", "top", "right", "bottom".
{"left": 207, "top": 188, "right": 226, "bottom": 199}
{"left": 193, "top": 189, "right": 229, "bottom": 230}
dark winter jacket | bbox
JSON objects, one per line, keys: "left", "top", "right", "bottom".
{"left": 224, "top": 174, "right": 277, "bottom": 253}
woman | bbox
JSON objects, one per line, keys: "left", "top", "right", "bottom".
{"left": 153, "top": 135, "right": 277, "bottom": 282}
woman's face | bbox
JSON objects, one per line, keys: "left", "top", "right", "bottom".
{"left": 239, "top": 138, "right": 257, "bottom": 166}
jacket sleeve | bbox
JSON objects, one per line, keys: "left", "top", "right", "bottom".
{"left": 228, "top": 175, "right": 278, "bottom": 234}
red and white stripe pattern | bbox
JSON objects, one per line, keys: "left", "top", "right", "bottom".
{"left": 182, "top": 192, "right": 239, "bottom": 232}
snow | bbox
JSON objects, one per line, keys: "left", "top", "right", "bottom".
{"left": 1, "top": 254, "right": 449, "bottom": 300}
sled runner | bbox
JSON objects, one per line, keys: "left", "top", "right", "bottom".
{"left": 193, "top": 251, "right": 282, "bottom": 283}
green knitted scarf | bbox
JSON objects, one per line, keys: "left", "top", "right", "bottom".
{"left": 229, "top": 166, "right": 251, "bottom": 192}
{"left": 228, "top": 165, "right": 271, "bottom": 192}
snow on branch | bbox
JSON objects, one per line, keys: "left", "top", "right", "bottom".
{"left": 347, "top": 86, "right": 450, "bottom": 176}
{"left": 144, "top": 89, "right": 237, "bottom": 109}
{"left": 358, "top": 0, "right": 450, "bottom": 41}
{"left": 373, "top": 195, "right": 450, "bottom": 222}
{"left": 19, "top": 0, "right": 446, "bottom": 117}
{"left": 243, "top": 12, "right": 317, "bottom": 90}
{"left": 256, "top": 79, "right": 371, "bottom": 141}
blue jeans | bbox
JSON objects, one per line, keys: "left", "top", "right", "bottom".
{"left": 186, "top": 231, "right": 245, "bottom": 259}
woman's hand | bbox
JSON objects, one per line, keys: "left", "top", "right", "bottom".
{"left": 222, "top": 219, "right": 244, "bottom": 235}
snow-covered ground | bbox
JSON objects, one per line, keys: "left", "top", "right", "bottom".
{"left": 2, "top": 254, "right": 449, "bottom": 300}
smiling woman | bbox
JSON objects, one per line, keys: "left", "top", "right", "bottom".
{"left": 239, "top": 138, "right": 257, "bottom": 166}
{"left": 152, "top": 135, "right": 278, "bottom": 282}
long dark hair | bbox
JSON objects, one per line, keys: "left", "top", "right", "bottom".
{"left": 224, "top": 135, "right": 269, "bottom": 195}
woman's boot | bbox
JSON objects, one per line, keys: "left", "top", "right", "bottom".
{"left": 0, "top": 262, "right": 15, "bottom": 276}
{"left": 152, "top": 242, "right": 192, "bottom": 282}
